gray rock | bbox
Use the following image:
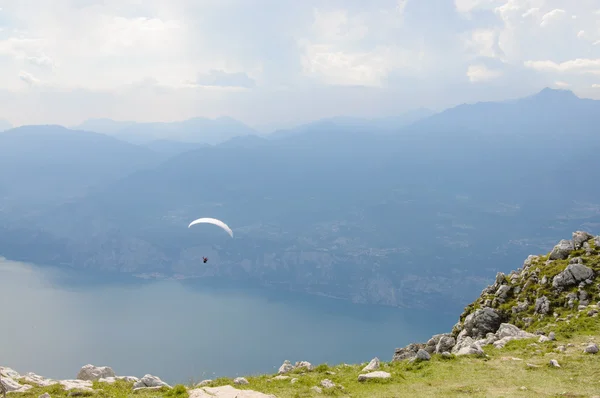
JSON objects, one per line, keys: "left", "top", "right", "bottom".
{"left": 362, "top": 357, "right": 380, "bottom": 372}
{"left": 495, "top": 285, "right": 511, "bottom": 303}
{"left": 294, "top": 361, "right": 313, "bottom": 371}
{"left": 59, "top": 379, "right": 93, "bottom": 391}
{"left": 132, "top": 374, "right": 171, "bottom": 390}
{"left": 393, "top": 343, "right": 426, "bottom": 361}
{"left": 277, "top": 360, "right": 294, "bottom": 374}
{"left": 76, "top": 364, "right": 115, "bottom": 381}
{"left": 552, "top": 264, "right": 594, "bottom": 290}
{"left": 572, "top": 231, "right": 593, "bottom": 249}
{"left": 320, "top": 379, "right": 335, "bottom": 389}
{"left": 310, "top": 386, "right": 323, "bottom": 393}
{"left": 584, "top": 343, "right": 598, "bottom": 354}
{"left": 0, "top": 376, "right": 32, "bottom": 393}
{"left": 358, "top": 371, "right": 391, "bottom": 382}
{"left": 416, "top": 349, "right": 431, "bottom": 361}
{"left": 549, "top": 239, "right": 574, "bottom": 260}
{"left": 535, "top": 296, "right": 550, "bottom": 314}
{"left": 435, "top": 335, "right": 456, "bottom": 353}
{"left": 189, "top": 385, "right": 276, "bottom": 398}
{"left": 22, "top": 372, "right": 58, "bottom": 387}
{"left": 523, "top": 255, "right": 539, "bottom": 268}
{"left": 441, "top": 352, "right": 453, "bottom": 358}
{"left": 493, "top": 324, "right": 536, "bottom": 348}
{"left": 462, "top": 307, "right": 502, "bottom": 339}
{"left": 548, "top": 332, "right": 556, "bottom": 341}
{"left": 38, "top": 394, "right": 51, "bottom": 398}
{"left": 549, "top": 359, "right": 561, "bottom": 367}
{"left": 512, "top": 300, "right": 529, "bottom": 314}
{"left": 234, "top": 377, "right": 249, "bottom": 385}
{"left": 455, "top": 343, "right": 485, "bottom": 356}
{"left": 0, "top": 367, "right": 20, "bottom": 379}
{"left": 566, "top": 292, "right": 578, "bottom": 308}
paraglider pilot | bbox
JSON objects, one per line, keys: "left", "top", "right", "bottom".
{"left": 203, "top": 257, "right": 208, "bottom": 264}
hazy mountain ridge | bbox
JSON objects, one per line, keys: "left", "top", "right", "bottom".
{"left": 1, "top": 88, "right": 600, "bottom": 310}
{"left": 73, "top": 116, "right": 259, "bottom": 146}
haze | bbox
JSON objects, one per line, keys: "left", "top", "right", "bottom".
{"left": 1, "top": 0, "right": 600, "bottom": 131}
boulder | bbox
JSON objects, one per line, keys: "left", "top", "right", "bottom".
{"left": 358, "top": 371, "right": 391, "bottom": 382}
{"left": 132, "top": 374, "right": 171, "bottom": 390}
{"left": 461, "top": 307, "right": 503, "bottom": 339}
{"left": 549, "top": 239, "right": 574, "bottom": 260}
{"left": 553, "top": 264, "right": 594, "bottom": 290}
{"left": 362, "top": 357, "right": 380, "bottom": 372}
{"left": 189, "top": 385, "right": 276, "bottom": 398}
{"left": 76, "top": 364, "right": 116, "bottom": 381}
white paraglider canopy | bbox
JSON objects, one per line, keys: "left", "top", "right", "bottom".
{"left": 188, "top": 217, "right": 233, "bottom": 238}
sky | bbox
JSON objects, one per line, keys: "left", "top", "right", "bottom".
{"left": 0, "top": 0, "right": 599, "bottom": 130}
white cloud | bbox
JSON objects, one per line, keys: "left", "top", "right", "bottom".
{"left": 540, "top": 9, "right": 565, "bottom": 27}
{"left": 300, "top": 43, "right": 404, "bottom": 87}
{"left": 0, "top": 0, "right": 598, "bottom": 127}
{"left": 554, "top": 81, "right": 570, "bottom": 88}
{"left": 463, "top": 29, "right": 505, "bottom": 60}
{"left": 592, "top": 83, "right": 600, "bottom": 88}
{"left": 467, "top": 64, "right": 503, "bottom": 82}
{"left": 524, "top": 58, "right": 600, "bottom": 74}
{"left": 18, "top": 71, "right": 40, "bottom": 86}
{"left": 193, "top": 70, "right": 256, "bottom": 89}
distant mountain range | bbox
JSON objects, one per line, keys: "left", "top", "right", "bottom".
{"left": 0, "top": 88, "right": 599, "bottom": 312}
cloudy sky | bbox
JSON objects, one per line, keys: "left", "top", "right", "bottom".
{"left": 0, "top": 0, "right": 599, "bottom": 130}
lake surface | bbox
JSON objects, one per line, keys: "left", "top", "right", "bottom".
{"left": 0, "top": 257, "right": 457, "bottom": 385}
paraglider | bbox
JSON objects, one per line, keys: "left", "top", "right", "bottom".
{"left": 187, "top": 217, "right": 233, "bottom": 238}
{"left": 188, "top": 217, "right": 233, "bottom": 265}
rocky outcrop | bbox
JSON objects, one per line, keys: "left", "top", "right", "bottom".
{"left": 277, "top": 360, "right": 314, "bottom": 374}
{"left": 393, "top": 231, "right": 600, "bottom": 362}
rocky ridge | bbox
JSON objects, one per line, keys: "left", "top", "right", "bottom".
{"left": 392, "top": 230, "right": 599, "bottom": 362}
{"left": 1, "top": 231, "right": 599, "bottom": 397}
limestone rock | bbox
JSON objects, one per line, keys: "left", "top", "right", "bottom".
{"left": 234, "top": 377, "right": 249, "bottom": 385}
{"left": 277, "top": 360, "right": 294, "bottom": 375}
{"left": 549, "top": 239, "right": 574, "bottom": 260}
{"left": 358, "top": 371, "right": 391, "bottom": 382}
{"left": 132, "top": 374, "right": 171, "bottom": 390}
{"left": 461, "top": 307, "right": 502, "bottom": 339}
{"left": 416, "top": 349, "right": 431, "bottom": 361}
{"left": 59, "top": 379, "right": 93, "bottom": 391}
{"left": 553, "top": 264, "right": 594, "bottom": 290}
{"left": 584, "top": 343, "right": 599, "bottom": 354}
{"left": 189, "top": 385, "right": 276, "bottom": 398}
{"left": 76, "top": 364, "right": 115, "bottom": 381}
{"left": 362, "top": 357, "right": 380, "bottom": 372}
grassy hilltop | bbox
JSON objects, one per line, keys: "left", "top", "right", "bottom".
{"left": 2, "top": 231, "right": 600, "bottom": 397}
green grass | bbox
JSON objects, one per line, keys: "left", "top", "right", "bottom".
{"left": 8, "top": 331, "right": 600, "bottom": 398}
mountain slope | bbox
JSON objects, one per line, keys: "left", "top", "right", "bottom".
{"left": 0, "top": 125, "right": 161, "bottom": 211}
{"left": 74, "top": 116, "right": 258, "bottom": 145}
{"left": 2, "top": 88, "right": 600, "bottom": 310}
{"left": 268, "top": 108, "right": 435, "bottom": 139}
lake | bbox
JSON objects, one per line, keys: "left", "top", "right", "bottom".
{"left": 0, "top": 257, "right": 458, "bottom": 385}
